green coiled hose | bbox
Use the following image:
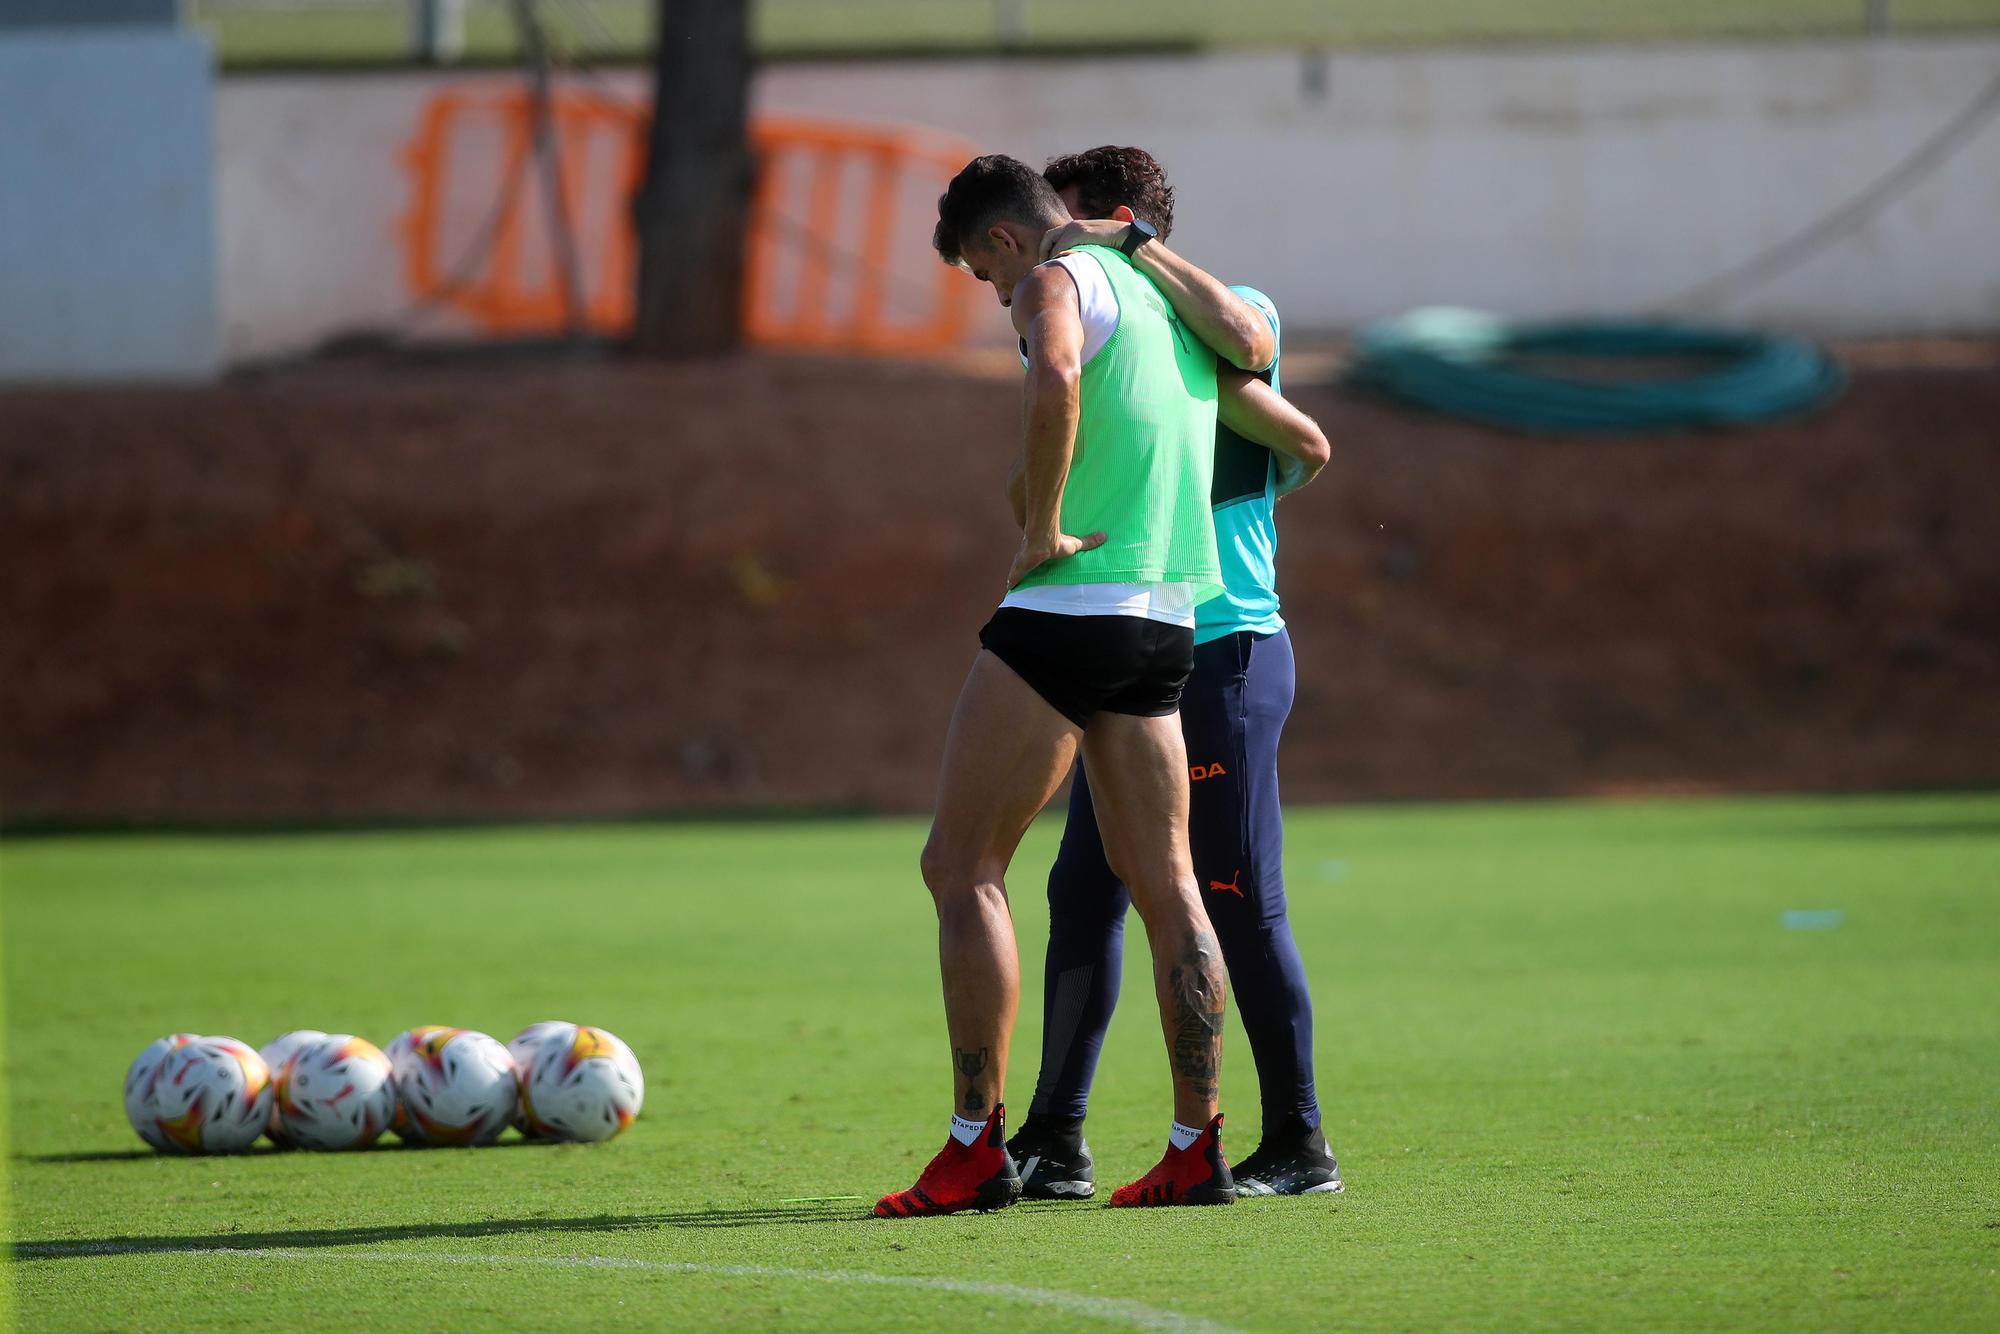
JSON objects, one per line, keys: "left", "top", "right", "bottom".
{"left": 1345, "top": 307, "right": 1846, "bottom": 434}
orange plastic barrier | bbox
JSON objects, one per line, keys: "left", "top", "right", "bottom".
{"left": 400, "top": 88, "right": 979, "bottom": 354}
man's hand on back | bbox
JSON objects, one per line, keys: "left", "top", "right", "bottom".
{"left": 1007, "top": 529, "right": 1107, "bottom": 591}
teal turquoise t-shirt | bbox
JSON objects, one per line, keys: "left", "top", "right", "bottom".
{"left": 1196, "top": 285, "right": 1286, "bottom": 644}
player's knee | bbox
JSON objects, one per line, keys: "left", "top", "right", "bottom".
{"left": 919, "top": 835, "right": 996, "bottom": 907}
{"left": 918, "top": 835, "right": 956, "bottom": 900}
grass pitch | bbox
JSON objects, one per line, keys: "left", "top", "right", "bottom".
{"left": 4, "top": 794, "right": 1998, "bottom": 1330}
{"left": 192, "top": 0, "right": 2000, "bottom": 66}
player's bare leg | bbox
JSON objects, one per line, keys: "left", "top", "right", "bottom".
{"left": 1080, "top": 710, "right": 1236, "bottom": 1206}
{"left": 925, "top": 652, "right": 1083, "bottom": 1115}
{"left": 877, "top": 651, "right": 1081, "bottom": 1218}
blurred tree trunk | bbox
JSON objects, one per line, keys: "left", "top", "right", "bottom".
{"left": 633, "top": 0, "right": 752, "bottom": 356}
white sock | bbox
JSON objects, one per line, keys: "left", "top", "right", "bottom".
{"left": 1168, "top": 1120, "right": 1203, "bottom": 1152}
{"left": 949, "top": 1112, "right": 989, "bottom": 1147}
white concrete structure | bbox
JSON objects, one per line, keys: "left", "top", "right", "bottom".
{"left": 199, "top": 35, "right": 2000, "bottom": 362}
{"left": 766, "top": 38, "right": 2000, "bottom": 339}
{"left": 0, "top": 26, "right": 218, "bottom": 379}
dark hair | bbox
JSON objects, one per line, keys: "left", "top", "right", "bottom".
{"left": 1043, "top": 146, "right": 1176, "bottom": 239}
{"left": 933, "top": 154, "right": 1066, "bottom": 266}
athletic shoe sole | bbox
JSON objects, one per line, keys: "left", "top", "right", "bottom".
{"left": 1017, "top": 1153, "right": 1095, "bottom": 1200}
{"left": 1022, "top": 1179, "right": 1095, "bottom": 1200}
{"left": 1236, "top": 1177, "right": 1344, "bottom": 1197}
{"left": 876, "top": 1172, "right": 1021, "bottom": 1218}
{"left": 977, "top": 1174, "right": 1025, "bottom": 1211}
{"left": 1179, "top": 1182, "right": 1238, "bottom": 1206}
{"left": 1111, "top": 1177, "right": 1237, "bottom": 1207}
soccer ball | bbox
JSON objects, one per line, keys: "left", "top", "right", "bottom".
{"left": 511, "top": 1022, "right": 644, "bottom": 1143}
{"left": 506, "top": 1020, "right": 573, "bottom": 1065}
{"left": 123, "top": 1033, "right": 199, "bottom": 1152}
{"left": 273, "top": 1034, "right": 397, "bottom": 1150}
{"left": 257, "top": 1029, "right": 327, "bottom": 1147}
{"left": 124, "top": 1034, "right": 272, "bottom": 1154}
{"left": 387, "top": 1027, "right": 517, "bottom": 1147}
{"left": 381, "top": 1024, "right": 453, "bottom": 1135}
{"left": 505, "top": 1019, "right": 573, "bottom": 1134}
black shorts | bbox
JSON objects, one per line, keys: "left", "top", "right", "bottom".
{"left": 978, "top": 607, "right": 1195, "bottom": 729}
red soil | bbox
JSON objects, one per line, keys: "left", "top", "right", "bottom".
{"left": 3, "top": 342, "right": 1996, "bottom": 824}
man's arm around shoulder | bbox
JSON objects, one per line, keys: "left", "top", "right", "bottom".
{"left": 1040, "top": 220, "right": 1274, "bottom": 373}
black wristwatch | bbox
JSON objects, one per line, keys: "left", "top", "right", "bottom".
{"left": 1118, "top": 218, "right": 1159, "bottom": 258}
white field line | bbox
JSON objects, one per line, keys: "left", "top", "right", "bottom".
{"left": 15, "top": 1242, "right": 1242, "bottom": 1334}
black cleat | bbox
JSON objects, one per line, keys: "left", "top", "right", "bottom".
{"left": 1232, "top": 1117, "right": 1344, "bottom": 1197}
{"left": 1006, "top": 1113, "right": 1096, "bottom": 1200}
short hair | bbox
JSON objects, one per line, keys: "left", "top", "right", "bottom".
{"left": 933, "top": 154, "right": 1066, "bottom": 266}
{"left": 1043, "top": 146, "right": 1177, "bottom": 240}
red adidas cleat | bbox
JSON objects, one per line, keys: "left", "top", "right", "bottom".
{"left": 1108, "top": 1113, "right": 1236, "bottom": 1207}
{"left": 875, "top": 1104, "right": 1024, "bottom": 1218}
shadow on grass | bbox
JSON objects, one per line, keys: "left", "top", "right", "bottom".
{"left": 14, "top": 1202, "right": 873, "bottom": 1260}
{"left": 20, "top": 1139, "right": 561, "bottom": 1165}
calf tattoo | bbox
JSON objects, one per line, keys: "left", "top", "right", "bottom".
{"left": 1167, "top": 934, "right": 1224, "bottom": 1102}
{"left": 955, "top": 1045, "right": 990, "bottom": 1111}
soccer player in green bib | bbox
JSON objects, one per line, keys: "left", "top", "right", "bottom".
{"left": 1006, "top": 148, "right": 1342, "bottom": 1200}
{"left": 877, "top": 155, "right": 1330, "bottom": 1217}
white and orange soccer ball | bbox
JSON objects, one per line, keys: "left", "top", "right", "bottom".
{"left": 257, "top": 1029, "right": 328, "bottom": 1147}
{"left": 124, "top": 1034, "right": 272, "bottom": 1154}
{"left": 378, "top": 1024, "right": 450, "bottom": 1136}
{"left": 386, "top": 1027, "right": 517, "bottom": 1147}
{"left": 272, "top": 1033, "right": 398, "bottom": 1150}
{"left": 510, "top": 1022, "right": 644, "bottom": 1143}
{"left": 123, "top": 1032, "right": 199, "bottom": 1152}
{"left": 504, "top": 1019, "right": 572, "bottom": 1133}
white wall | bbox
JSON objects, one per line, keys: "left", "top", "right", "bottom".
{"left": 763, "top": 38, "right": 2000, "bottom": 337}
{"left": 211, "top": 37, "right": 2000, "bottom": 364}
{"left": 0, "top": 28, "right": 217, "bottom": 380}
{"left": 215, "top": 71, "right": 469, "bottom": 362}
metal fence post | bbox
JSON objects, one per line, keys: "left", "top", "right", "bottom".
{"left": 995, "top": 0, "right": 1029, "bottom": 49}
{"left": 1866, "top": 0, "right": 1893, "bottom": 35}
{"left": 410, "top": 0, "right": 469, "bottom": 64}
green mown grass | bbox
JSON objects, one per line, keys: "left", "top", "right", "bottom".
{"left": 4, "top": 794, "right": 1998, "bottom": 1329}
{"left": 191, "top": 0, "right": 2000, "bottom": 66}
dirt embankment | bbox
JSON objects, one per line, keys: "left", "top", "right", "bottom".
{"left": 3, "top": 345, "right": 1997, "bottom": 824}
